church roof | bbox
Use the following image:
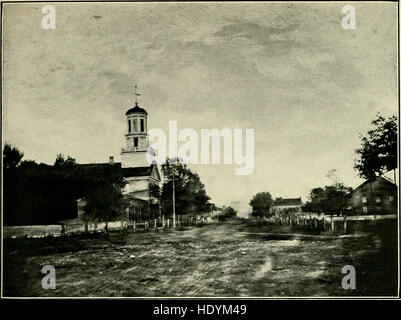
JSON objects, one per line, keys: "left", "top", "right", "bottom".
{"left": 79, "top": 162, "right": 154, "bottom": 178}
{"left": 125, "top": 103, "right": 148, "bottom": 116}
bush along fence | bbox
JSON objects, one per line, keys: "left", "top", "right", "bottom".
{"left": 3, "top": 215, "right": 215, "bottom": 239}
{"left": 264, "top": 212, "right": 397, "bottom": 233}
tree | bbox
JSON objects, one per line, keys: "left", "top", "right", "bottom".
{"left": 306, "top": 187, "right": 326, "bottom": 213}
{"left": 160, "top": 158, "right": 210, "bottom": 219}
{"left": 3, "top": 143, "right": 24, "bottom": 170}
{"left": 54, "top": 154, "right": 76, "bottom": 169}
{"left": 249, "top": 192, "right": 273, "bottom": 217}
{"left": 83, "top": 164, "right": 128, "bottom": 229}
{"left": 355, "top": 114, "right": 397, "bottom": 183}
{"left": 303, "top": 183, "right": 353, "bottom": 215}
{"left": 324, "top": 183, "right": 353, "bottom": 215}
{"left": 3, "top": 145, "right": 128, "bottom": 226}
{"left": 218, "top": 206, "right": 237, "bottom": 221}
{"left": 3, "top": 144, "right": 24, "bottom": 224}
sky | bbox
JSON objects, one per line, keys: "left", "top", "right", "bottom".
{"left": 2, "top": 2, "right": 398, "bottom": 215}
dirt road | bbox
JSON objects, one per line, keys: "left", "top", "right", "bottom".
{"left": 3, "top": 219, "right": 398, "bottom": 297}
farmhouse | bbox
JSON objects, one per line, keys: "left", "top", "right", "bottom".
{"left": 350, "top": 176, "right": 397, "bottom": 215}
{"left": 270, "top": 197, "right": 303, "bottom": 216}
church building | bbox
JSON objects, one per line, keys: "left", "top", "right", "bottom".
{"left": 76, "top": 92, "right": 163, "bottom": 222}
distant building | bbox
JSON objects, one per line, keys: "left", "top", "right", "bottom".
{"left": 271, "top": 197, "right": 302, "bottom": 216}
{"left": 350, "top": 176, "right": 397, "bottom": 215}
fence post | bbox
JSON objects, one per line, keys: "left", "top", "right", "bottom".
{"left": 331, "top": 215, "right": 334, "bottom": 231}
{"left": 133, "top": 220, "right": 136, "bottom": 231}
{"left": 314, "top": 218, "right": 317, "bottom": 229}
{"left": 167, "top": 219, "right": 170, "bottom": 228}
{"left": 323, "top": 216, "right": 326, "bottom": 229}
{"left": 154, "top": 219, "right": 157, "bottom": 229}
{"left": 343, "top": 215, "right": 347, "bottom": 233}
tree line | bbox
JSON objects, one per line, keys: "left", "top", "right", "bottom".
{"left": 3, "top": 147, "right": 212, "bottom": 226}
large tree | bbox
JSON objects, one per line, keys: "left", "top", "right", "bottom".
{"left": 249, "top": 192, "right": 273, "bottom": 217}
{"left": 160, "top": 158, "right": 210, "bottom": 219}
{"left": 354, "top": 114, "right": 397, "bottom": 183}
{"left": 303, "top": 183, "right": 353, "bottom": 215}
{"left": 82, "top": 163, "right": 127, "bottom": 227}
{"left": 3, "top": 146, "right": 127, "bottom": 226}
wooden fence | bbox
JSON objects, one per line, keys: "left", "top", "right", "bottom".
{"left": 3, "top": 220, "right": 128, "bottom": 239}
{"left": 265, "top": 213, "right": 397, "bottom": 232}
{"left": 3, "top": 215, "right": 215, "bottom": 239}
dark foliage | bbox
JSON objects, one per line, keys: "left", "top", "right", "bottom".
{"left": 302, "top": 183, "right": 353, "bottom": 215}
{"left": 249, "top": 192, "right": 274, "bottom": 217}
{"left": 3, "top": 144, "right": 126, "bottom": 225}
{"left": 218, "top": 206, "right": 237, "bottom": 221}
{"left": 354, "top": 114, "right": 397, "bottom": 181}
{"left": 160, "top": 158, "right": 211, "bottom": 218}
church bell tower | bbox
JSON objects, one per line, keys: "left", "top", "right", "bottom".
{"left": 121, "top": 85, "right": 153, "bottom": 168}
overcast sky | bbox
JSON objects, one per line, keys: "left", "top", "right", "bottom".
{"left": 3, "top": 2, "right": 398, "bottom": 212}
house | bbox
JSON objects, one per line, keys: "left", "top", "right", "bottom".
{"left": 350, "top": 176, "right": 397, "bottom": 215}
{"left": 271, "top": 197, "right": 302, "bottom": 216}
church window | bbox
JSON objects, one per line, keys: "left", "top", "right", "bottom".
{"left": 134, "top": 137, "right": 138, "bottom": 148}
{"left": 128, "top": 120, "right": 131, "bottom": 133}
{"left": 133, "top": 119, "right": 138, "bottom": 132}
{"left": 140, "top": 119, "right": 145, "bottom": 132}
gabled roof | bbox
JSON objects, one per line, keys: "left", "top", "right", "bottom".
{"left": 274, "top": 197, "right": 302, "bottom": 206}
{"left": 353, "top": 176, "right": 397, "bottom": 193}
{"left": 78, "top": 162, "right": 158, "bottom": 179}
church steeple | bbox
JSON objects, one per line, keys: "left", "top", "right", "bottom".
{"left": 125, "top": 85, "right": 148, "bottom": 152}
{"left": 121, "top": 85, "right": 152, "bottom": 168}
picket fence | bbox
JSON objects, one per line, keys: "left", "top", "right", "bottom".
{"left": 3, "top": 216, "right": 214, "bottom": 239}
{"left": 3, "top": 221, "right": 128, "bottom": 239}
{"left": 265, "top": 213, "right": 397, "bottom": 232}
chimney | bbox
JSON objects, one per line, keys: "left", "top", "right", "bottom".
{"left": 109, "top": 156, "right": 114, "bottom": 164}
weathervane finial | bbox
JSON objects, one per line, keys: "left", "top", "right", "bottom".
{"left": 134, "top": 84, "right": 140, "bottom": 106}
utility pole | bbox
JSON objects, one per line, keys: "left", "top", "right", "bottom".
{"left": 172, "top": 168, "right": 176, "bottom": 228}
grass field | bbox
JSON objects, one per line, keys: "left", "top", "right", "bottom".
{"left": 3, "top": 218, "right": 398, "bottom": 297}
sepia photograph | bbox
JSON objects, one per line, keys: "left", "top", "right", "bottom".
{"left": 1, "top": 0, "right": 399, "bottom": 300}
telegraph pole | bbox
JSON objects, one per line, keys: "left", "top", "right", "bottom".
{"left": 172, "top": 168, "right": 176, "bottom": 228}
